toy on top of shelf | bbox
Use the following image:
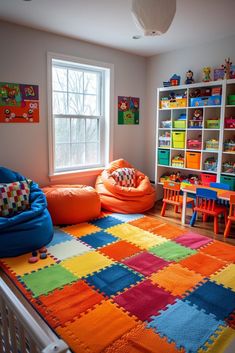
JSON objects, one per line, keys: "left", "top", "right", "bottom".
{"left": 214, "top": 68, "right": 224, "bottom": 81}
{"left": 163, "top": 74, "right": 181, "bottom": 87}
{"left": 185, "top": 70, "right": 194, "bottom": 85}
{"left": 202, "top": 67, "right": 211, "bottom": 82}
{"left": 221, "top": 57, "right": 232, "bottom": 79}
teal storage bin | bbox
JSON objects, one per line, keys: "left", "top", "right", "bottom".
{"left": 158, "top": 149, "right": 170, "bottom": 166}
{"left": 220, "top": 175, "right": 235, "bottom": 191}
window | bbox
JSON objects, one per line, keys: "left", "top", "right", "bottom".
{"left": 48, "top": 53, "right": 113, "bottom": 175}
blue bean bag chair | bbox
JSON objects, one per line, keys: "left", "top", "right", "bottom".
{"left": 0, "top": 166, "right": 53, "bottom": 257}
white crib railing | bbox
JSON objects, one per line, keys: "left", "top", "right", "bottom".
{"left": 0, "top": 277, "right": 69, "bottom": 353}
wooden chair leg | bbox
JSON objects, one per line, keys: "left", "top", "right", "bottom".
{"left": 174, "top": 205, "right": 179, "bottom": 213}
{"left": 214, "top": 216, "right": 219, "bottom": 234}
{"left": 224, "top": 219, "right": 232, "bottom": 238}
{"left": 224, "top": 211, "right": 228, "bottom": 225}
{"left": 190, "top": 211, "right": 197, "bottom": 227}
{"left": 161, "top": 202, "right": 167, "bottom": 217}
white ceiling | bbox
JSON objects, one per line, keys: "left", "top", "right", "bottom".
{"left": 1, "top": 0, "right": 235, "bottom": 57}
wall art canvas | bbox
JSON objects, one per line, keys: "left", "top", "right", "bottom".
{"left": 0, "top": 82, "right": 39, "bottom": 123}
{"left": 118, "top": 96, "right": 139, "bottom": 125}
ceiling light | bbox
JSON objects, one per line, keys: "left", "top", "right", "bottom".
{"left": 131, "top": 0, "right": 176, "bottom": 36}
{"left": 132, "top": 35, "right": 141, "bottom": 40}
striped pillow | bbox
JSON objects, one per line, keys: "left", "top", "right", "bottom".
{"left": 0, "top": 181, "right": 30, "bottom": 217}
{"left": 111, "top": 168, "right": 136, "bottom": 187}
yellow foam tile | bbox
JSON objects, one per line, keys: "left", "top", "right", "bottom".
{"left": 1, "top": 253, "right": 56, "bottom": 276}
{"left": 61, "top": 251, "right": 113, "bottom": 277}
{"left": 61, "top": 223, "right": 100, "bottom": 237}
{"left": 210, "top": 264, "right": 235, "bottom": 291}
{"left": 198, "top": 327, "right": 235, "bottom": 353}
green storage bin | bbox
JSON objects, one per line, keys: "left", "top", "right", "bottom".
{"left": 220, "top": 175, "right": 235, "bottom": 191}
{"left": 173, "top": 120, "right": 186, "bottom": 128}
{"left": 158, "top": 149, "right": 170, "bottom": 165}
{"left": 228, "top": 95, "right": 235, "bottom": 105}
{"left": 172, "top": 132, "right": 185, "bottom": 149}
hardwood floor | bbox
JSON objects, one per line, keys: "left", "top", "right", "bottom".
{"left": 146, "top": 201, "right": 235, "bottom": 246}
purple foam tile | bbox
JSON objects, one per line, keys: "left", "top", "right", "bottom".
{"left": 122, "top": 251, "right": 169, "bottom": 276}
{"left": 114, "top": 279, "right": 176, "bottom": 321}
{"left": 174, "top": 232, "right": 212, "bottom": 250}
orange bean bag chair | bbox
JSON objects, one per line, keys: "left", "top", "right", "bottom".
{"left": 42, "top": 185, "right": 101, "bottom": 225}
{"left": 95, "top": 159, "right": 156, "bottom": 213}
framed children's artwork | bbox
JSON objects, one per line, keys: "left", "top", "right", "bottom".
{"left": 118, "top": 96, "right": 139, "bottom": 125}
{"left": 0, "top": 82, "right": 39, "bottom": 123}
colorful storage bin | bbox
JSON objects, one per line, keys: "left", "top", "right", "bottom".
{"left": 160, "top": 98, "right": 187, "bottom": 109}
{"left": 173, "top": 120, "right": 186, "bottom": 128}
{"left": 227, "top": 95, "right": 235, "bottom": 105}
{"left": 159, "top": 132, "right": 171, "bottom": 148}
{"left": 171, "top": 155, "right": 184, "bottom": 168}
{"left": 206, "top": 119, "right": 220, "bottom": 129}
{"left": 190, "top": 95, "right": 221, "bottom": 107}
{"left": 158, "top": 149, "right": 170, "bottom": 166}
{"left": 222, "top": 161, "right": 235, "bottom": 174}
{"left": 225, "top": 117, "right": 235, "bottom": 128}
{"left": 186, "top": 152, "right": 201, "bottom": 170}
{"left": 201, "top": 173, "right": 217, "bottom": 186}
{"left": 187, "top": 140, "right": 202, "bottom": 150}
{"left": 224, "top": 140, "right": 235, "bottom": 152}
{"left": 220, "top": 175, "right": 235, "bottom": 191}
{"left": 205, "top": 139, "right": 219, "bottom": 151}
{"left": 172, "top": 132, "right": 185, "bottom": 149}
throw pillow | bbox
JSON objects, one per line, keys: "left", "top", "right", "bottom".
{"left": 111, "top": 167, "right": 136, "bottom": 187}
{"left": 0, "top": 181, "right": 30, "bottom": 217}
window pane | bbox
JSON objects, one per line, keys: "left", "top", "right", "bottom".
{"left": 68, "top": 93, "right": 83, "bottom": 114}
{"left": 68, "top": 70, "right": 83, "bottom": 93}
{"left": 84, "top": 95, "right": 98, "bottom": 115}
{"left": 71, "top": 143, "right": 85, "bottom": 166}
{"left": 52, "top": 67, "right": 67, "bottom": 92}
{"left": 55, "top": 144, "right": 70, "bottom": 169}
{"left": 53, "top": 92, "right": 67, "bottom": 114}
{"left": 86, "top": 119, "right": 98, "bottom": 142}
{"left": 71, "top": 118, "right": 85, "bottom": 143}
{"left": 55, "top": 118, "right": 70, "bottom": 143}
{"left": 84, "top": 72, "right": 98, "bottom": 94}
{"left": 86, "top": 143, "right": 99, "bottom": 164}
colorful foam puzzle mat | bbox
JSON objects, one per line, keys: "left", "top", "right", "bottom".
{"left": 1, "top": 212, "right": 235, "bottom": 353}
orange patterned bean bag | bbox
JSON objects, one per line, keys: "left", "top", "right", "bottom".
{"left": 42, "top": 185, "right": 101, "bottom": 225}
{"left": 95, "top": 159, "right": 156, "bottom": 213}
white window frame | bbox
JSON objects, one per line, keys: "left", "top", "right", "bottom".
{"left": 47, "top": 52, "right": 114, "bottom": 178}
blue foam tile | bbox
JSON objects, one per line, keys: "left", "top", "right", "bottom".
{"left": 148, "top": 299, "right": 224, "bottom": 353}
{"left": 47, "top": 228, "right": 73, "bottom": 246}
{"left": 90, "top": 215, "right": 123, "bottom": 229}
{"left": 80, "top": 231, "right": 118, "bottom": 249}
{"left": 111, "top": 213, "right": 145, "bottom": 222}
{"left": 85, "top": 263, "right": 143, "bottom": 296}
{"left": 183, "top": 280, "right": 235, "bottom": 320}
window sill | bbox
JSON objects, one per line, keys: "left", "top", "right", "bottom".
{"left": 49, "top": 167, "right": 104, "bottom": 183}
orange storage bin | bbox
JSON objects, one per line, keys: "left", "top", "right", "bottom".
{"left": 200, "top": 173, "right": 217, "bottom": 186}
{"left": 186, "top": 152, "right": 201, "bottom": 170}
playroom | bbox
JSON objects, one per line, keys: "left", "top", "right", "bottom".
{"left": 0, "top": 1, "right": 235, "bottom": 353}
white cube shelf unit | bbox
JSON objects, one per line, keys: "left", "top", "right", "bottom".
{"left": 155, "top": 79, "right": 235, "bottom": 197}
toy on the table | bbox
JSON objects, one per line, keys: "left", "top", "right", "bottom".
{"left": 221, "top": 57, "right": 232, "bottom": 79}
{"left": 202, "top": 67, "right": 211, "bottom": 82}
{"left": 185, "top": 70, "right": 194, "bottom": 84}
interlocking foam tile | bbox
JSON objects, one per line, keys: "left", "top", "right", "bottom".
{"left": 1, "top": 253, "right": 56, "bottom": 276}
{"left": 122, "top": 251, "right": 170, "bottom": 276}
{"left": 21, "top": 264, "right": 78, "bottom": 297}
{"left": 149, "top": 241, "right": 196, "bottom": 262}
{"left": 150, "top": 263, "right": 204, "bottom": 296}
{"left": 61, "top": 251, "right": 113, "bottom": 277}
{"left": 114, "top": 279, "right": 176, "bottom": 322}
{"left": 129, "top": 216, "right": 166, "bottom": 232}
{"left": 56, "top": 300, "right": 138, "bottom": 353}
{"left": 47, "top": 239, "right": 91, "bottom": 261}
{"left": 90, "top": 215, "right": 123, "bottom": 229}
{"left": 110, "top": 213, "right": 144, "bottom": 222}
{"left": 226, "top": 311, "right": 235, "bottom": 329}
{"left": 174, "top": 231, "right": 213, "bottom": 249}
{"left": 200, "top": 240, "right": 235, "bottom": 262}
{"left": 38, "top": 280, "right": 105, "bottom": 327}
{"left": 99, "top": 240, "right": 142, "bottom": 261}
{"left": 179, "top": 252, "right": 227, "bottom": 277}
{"left": 148, "top": 299, "right": 224, "bottom": 353}
{"left": 104, "top": 323, "right": 185, "bottom": 353}
{"left": 85, "top": 263, "right": 143, "bottom": 296}
{"left": 184, "top": 280, "right": 235, "bottom": 320}
{"left": 47, "top": 228, "right": 74, "bottom": 246}
{"left": 61, "top": 223, "right": 100, "bottom": 237}
{"left": 198, "top": 326, "right": 235, "bottom": 353}
{"left": 80, "top": 231, "right": 118, "bottom": 249}
{"left": 107, "top": 223, "right": 167, "bottom": 249}
{"left": 210, "top": 264, "right": 235, "bottom": 292}
{"left": 150, "top": 224, "right": 188, "bottom": 239}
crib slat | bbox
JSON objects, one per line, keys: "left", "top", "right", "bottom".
{"left": 0, "top": 296, "right": 10, "bottom": 353}
{"left": 8, "top": 309, "right": 18, "bottom": 353}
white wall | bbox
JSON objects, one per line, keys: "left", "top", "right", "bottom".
{"left": 145, "top": 35, "right": 235, "bottom": 181}
{"left": 0, "top": 21, "right": 146, "bottom": 186}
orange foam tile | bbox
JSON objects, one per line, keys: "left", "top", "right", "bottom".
{"left": 99, "top": 240, "right": 142, "bottom": 261}
{"left": 200, "top": 241, "right": 235, "bottom": 263}
{"left": 56, "top": 300, "right": 138, "bottom": 353}
{"left": 151, "top": 224, "right": 188, "bottom": 239}
{"left": 129, "top": 216, "right": 166, "bottom": 232}
{"left": 0, "top": 253, "right": 56, "bottom": 276}
{"left": 61, "top": 223, "right": 100, "bottom": 237}
{"left": 179, "top": 252, "right": 226, "bottom": 276}
{"left": 150, "top": 263, "right": 204, "bottom": 296}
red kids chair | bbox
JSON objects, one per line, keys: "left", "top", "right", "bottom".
{"left": 224, "top": 195, "right": 235, "bottom": 237}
